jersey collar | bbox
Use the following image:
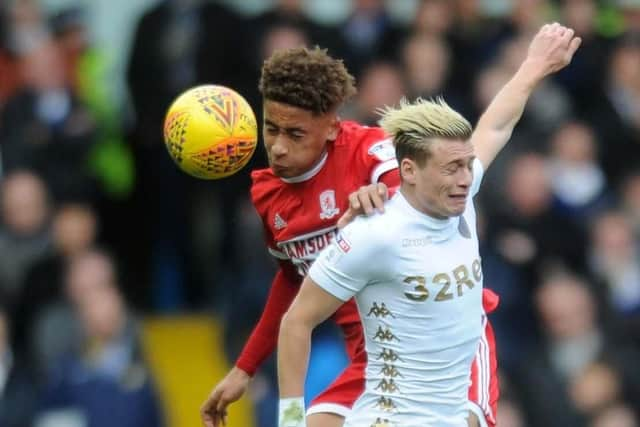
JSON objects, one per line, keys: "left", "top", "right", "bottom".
{"left": 279, "top": 150, "right": 329, "bottom": 184}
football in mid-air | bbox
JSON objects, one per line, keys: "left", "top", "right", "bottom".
{"left": 163, "top": 85, "right": 258, "bottom": 179}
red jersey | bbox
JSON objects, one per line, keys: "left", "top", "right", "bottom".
{"left": 236, "top": 121, "right": 399, "bottom": 375}
{"left": 252, "top": 121, "right": 398, "bottom": 277}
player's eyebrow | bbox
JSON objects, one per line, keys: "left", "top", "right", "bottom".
{"left": 444, "top": 155, "right": 475, "bottom": 166}
{"left": 264, "top": 119, "right": 279, "bottom": 128}
{"left": 264, "top": 120, "right": 306, "bottom": 134}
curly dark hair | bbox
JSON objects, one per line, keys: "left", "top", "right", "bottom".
{"left": 259, "top": 46, "right": 357, "bottom": 115}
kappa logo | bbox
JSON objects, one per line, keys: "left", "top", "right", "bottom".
{"left": 274, "top": 213, "right": 287, "bottom": 230}
{"left": 319, "top": 189, "right": 340, "bottom": 220}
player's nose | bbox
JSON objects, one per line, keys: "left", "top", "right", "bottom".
{"left": 270, "top": 137, "right": 288, "bottom": 158}
{"left": 458, "top": 167, "right": 472, "bottom": 188}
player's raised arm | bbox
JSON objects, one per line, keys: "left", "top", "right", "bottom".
{"left": 472, "top": 23, "right": 581, "bottom": 169}
{"left": 277, "top": 277, "right": 345, "bottom": 427}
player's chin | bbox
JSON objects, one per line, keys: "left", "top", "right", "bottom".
{"left": 446, "top": 202, "right": 467, "bottom": 216}
{"left": 270, "top": 163, "right": 290, "bottom": 177}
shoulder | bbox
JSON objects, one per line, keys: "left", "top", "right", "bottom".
{"left": 250, "top": 168, "right": 281, "bottom": 214}
{"left": 335, "top": 121, "right": 389, "bottom": 151}
{"left": 339, "top": 207, "right": 402, "bottom": 252}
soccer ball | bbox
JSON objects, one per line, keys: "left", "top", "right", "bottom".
{"left": 163, "top": 85, "right": 258, "bottom": 179}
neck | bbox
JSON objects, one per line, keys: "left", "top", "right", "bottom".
{"left": 400, "top": 185, "right": 447, "bottom": 220}
{"left": 279, "top": 150, "right": 328, "bottom": 184}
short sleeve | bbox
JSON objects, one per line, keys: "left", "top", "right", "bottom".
{"left": 366, "top": 138, "right": 399, "bottom": 183}
{"left": 471, "top": 158, "right": 485, "bottom": 197}
{"left": 351, "top": 125, "right": 398, "bottom": 184}
{"left": 308, "top": 219, "right": 381, "bottom": 301}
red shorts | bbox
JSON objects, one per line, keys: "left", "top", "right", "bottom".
{"left": 308, "top": 289, "right": 500, "bottom": 426}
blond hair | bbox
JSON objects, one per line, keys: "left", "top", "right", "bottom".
{"left": 378, "top": 97, "right": 472, "bottom": 166}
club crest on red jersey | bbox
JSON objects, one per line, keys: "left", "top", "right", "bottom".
{"left": 319, "top": 189, "right": 340, "bottom": 220}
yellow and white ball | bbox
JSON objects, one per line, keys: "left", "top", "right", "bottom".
{"left": 163, "top": 85, "right": 258, "bottom": 179}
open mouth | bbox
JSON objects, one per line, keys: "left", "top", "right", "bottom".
{"left": 449, "top": 194, "right": 467, "bottom": 203}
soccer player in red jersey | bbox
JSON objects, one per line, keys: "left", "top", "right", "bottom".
{"left": 201, "top": 46, "right": 502, "bottom": 427}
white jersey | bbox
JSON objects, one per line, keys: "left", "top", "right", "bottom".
{"left": 309, "top": 159, "right": 485, "bottom": 427}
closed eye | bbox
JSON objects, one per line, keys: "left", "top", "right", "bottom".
{"left": 287, "top": 131, "right": 305, "bottom": 141}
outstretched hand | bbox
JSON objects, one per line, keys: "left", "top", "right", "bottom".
{"left": 525, "top": 22, "right": 582, "bottom": 78}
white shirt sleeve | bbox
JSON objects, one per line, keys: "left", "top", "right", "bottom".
{"left": 471, "top": 157, "right": 485, "bottom": 197}
{"left": 309, "top": 219, "right": 382, "bottom": 301}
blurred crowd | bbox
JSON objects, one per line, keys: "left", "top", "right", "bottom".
{"left": 1, "top": 0, "right": 640, "bottom": 426}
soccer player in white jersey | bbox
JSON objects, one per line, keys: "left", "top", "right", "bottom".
{"left": 277, "top": 23, "right": 581, "bottom": 427}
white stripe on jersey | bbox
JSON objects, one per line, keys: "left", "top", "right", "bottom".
{"left": 371, "top": 158, "right": 399, "bottom": 183}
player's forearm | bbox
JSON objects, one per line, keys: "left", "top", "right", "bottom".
{"left": 277, "top": 312, "right": 312, "bottom": 398}
{"left": 236, "top": 269, "right": 299, "bottom": 376}
{"left": 473, "top": 61, "right": 544, "bottom": 167}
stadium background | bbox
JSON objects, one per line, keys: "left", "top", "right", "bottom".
{"left": 1, "top": 0, "right": 640, "bottom": 426}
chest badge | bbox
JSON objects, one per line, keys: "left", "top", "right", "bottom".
{"left": 319, "top": 189, "right": 340, "bottom": 220}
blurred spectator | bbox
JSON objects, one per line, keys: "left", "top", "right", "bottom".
{"left": 49, "top": 7, "right": 88, "bottom": 95}
{"left": 0, "top": 3, "right": 20, "bottom": 109}
{"left": 49, "top": 5, "right": 134, "bottom": 199}
{"left": 341, "top": 60, "right": 405, "bottom": 125}
{"left": 0, "top": 3, "right": 6, "bottom": 49}
{"left": 619, "top": 0, "right": 640, "bottom": 33}
{"left": 621, "top": 171, "right": 640, "bottom": 236}
{"left": 412, "top": 0, "right": 455, "bottom": 36}
{"left": 494, "top": 370, "right": 527, "bottom": 427}
{"left": 473, "top": 63, "right": 512, "bottom": 122}
{"left": 248, "top": 0, "right": 340, "bottom": 63}
{"left": 381, "top": 0, "right": 455, "bottom": 56}
{"left": 555, "top": 0, "right": 614, "bottom": 109}
{"left": 506, "top": 0, "right": 551, "bottom": 36}
{"left": 589, "top": 210, "right": 640, "bottom": 316}
{"left": 548, "top": 121, "right": 611, "bottom": 224}
{"left": 0, "top": 170, "right": 52, "bottom": 305}
{"left": 517, "top": 273, "right": 640, "bottom": 427}
{"left": 447, "top": 0, "right": 507, "bottom": 95}
{"left": 486, "top": 153, "right": 588, "bottom": 289}
{"left": 36, "top": 249, "right": 164, "bottom": 427}
{"left": 477, "top": 205, "right": 532, "bottom": 372}
{"left": 0, "top": 35, "right": 98, "bottom": 201}
{"left": 338, "top": 0, "right": 392, "bottom": 77}
{"left": 5, "top": 0, "right": 47, "bottom": 55}
{"left": 401, "top": 33, "right": 452, "bottom": 100}
{"left": 0, "top": 300, "right": 38, "bottom": 427}
{"left": 497, "top": 399, "right": 526, "bottom": 427}
{"left": 586, "top": 33, "right": 640, "bottom": 186}
{"left": 606, "top": 33, "right": 640, "bottom": 127}
{"left": 570, "top": 362, "right": 624, "bottom": 417}
{"left": 590, "top": 403, "right": 639, "bottom": 427}
{"left": 481, "top": 153, "right": 589, "bottom": 372}
{"left": 261, "top": 22, "right": 308, "bottom": 60}
{"left": 11, "top": 203, "right": 98, "bottom": 366}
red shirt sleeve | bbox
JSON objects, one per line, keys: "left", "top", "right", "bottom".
{"left": 235, "top": 264, "right": 300, "bottom": 376}
{"left": 379, "top": 168, "right": 400, "bottom": 192}
{"left": 353, "top": 128, "right": 398, "bottom": 185}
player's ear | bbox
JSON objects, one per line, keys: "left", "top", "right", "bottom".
{"left": 326, "top": 115, "right": 340, "bottom": 141}
{"left": 400, "top": 158, "right": 417, "bottom": 184}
